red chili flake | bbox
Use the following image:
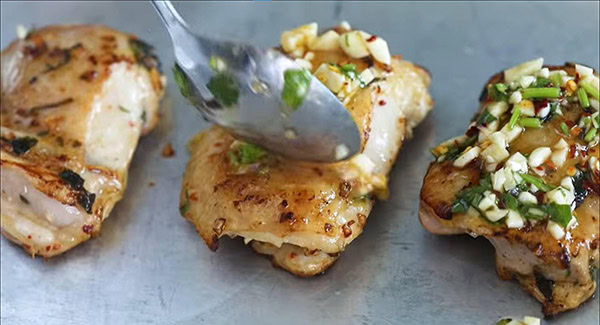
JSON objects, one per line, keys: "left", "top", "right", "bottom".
{"left": 45, "top": 245, "right": 51, "bottom": 251}
{"left": 378, "top": 100, "right": 386, "bottom": 106}
{"left": 82, "top": 224, "right": 94, "bottom": 234}
{"left": 575, "top": 73, "right": 581, "bottom": 83}
{"left": 534, "top": 99, "right": 549, "bottom": 115}
{"left": 324, "top": 223, "right": 332, "bottom": 233}
{"left": 88, "top": 55, "right": 98, "bottom": 65}
{"left": 366, "top": 35, "right": 378, "bottom": 42}
{"left": 569, "top": 145, "right": 577, "bottom": 158}
{"left": 342, "top": 223, "right": 353, "bottom": 237}
{"left": 27, "top": 235, "right": 32, "bottom": 239}
{"left": 289, "top": 252, "right": 297, "bottom": 259}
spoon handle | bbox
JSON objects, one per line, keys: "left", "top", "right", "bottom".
{"left": 150, "top": 0, "right": 188, "bottom": 31}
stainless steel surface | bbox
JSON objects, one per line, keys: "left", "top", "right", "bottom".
{"left": 1, "top": 2, "right": 598, "bottom": 324}
{"left": 151, "top": 0, "right": 361, "bottom": 162}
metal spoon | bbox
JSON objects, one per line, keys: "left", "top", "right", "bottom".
{"left": 151, "top": 0, "right": 361, "bottom": 162}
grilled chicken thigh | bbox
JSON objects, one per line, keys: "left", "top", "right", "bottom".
{"left": 420, "top": 59, "right": 599, "bottom": 315}
{"left": 1, "top": 25, "right": 164, "bottom": 257}
{"left": 180, "top": 23, "right": 433, "bottom": 276}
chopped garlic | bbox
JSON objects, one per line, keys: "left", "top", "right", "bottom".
{"left": 518, "top": 192, "right": 538, "bottom": 205}
{"left": 486, "top": 208, "right": 508, "bottom": 222}
{"left": 591, "top": 99, "right": 600, "bottom": 111}
{"left": 478, "top": 191, "right": 497, "bottom": 211}
{"left": 492, "top": 168, "right": 507, "bottom": 192}
{"left": 504, "top": 58, "right": 544, "bottom": 82}
{"left": 500, "top": 123, "right": 523, "bottom": 144}
{"left": 362, "top": 33, "right": 391, "bottom": 65}
{"left": 547, "top": 221, "right": 565, "bottom": 239}
{"left": 550, "top": 139, "right": 569, "bottom": 168}
{"left": 481, "top": 143, "right": 510, "bottom": 164}
{"left": 280, "top": 23, "right": 318, "bottom": 58}
{"left": 503, "top": 169, "right": 519, "bottom": 191}
{"left": 488, "top": 101, "right": 509, "bottom": 118}
{"left": 16, "top": 25, "right": 28, "bottom": 39}
{"left": 339, "top": 31, "right": 369, "bottom": 58}
{"left": 505, "top": 152, "right": 528, "bottom": 173}
{"left": 523, "top": 316, "right": 541, "bottom": 325}
{"left": 309, "top": 30, "right": 340, "bottom": 51}
{"left": 334, "top": 144, "right": 350, "bottom": 160}
{"left": 339, "top": 21, "right": 351, "bottom": 31}
{"left": 489, "top": 132, "right": 507, "bottom": 148}
{"left": 314, "top": 63, "right": 345, "bottom": 93}
{"left": 528, "top": 147, "right": 551, "bottom": 168}
{"left": 518, "top": 75, "right": 536, "bottom": 89}
{"left": 516, "top": 99, "right": 535, "bottom": 117}
{"left": 536, "top": 67, "right": 550, "bottom": 78}
{"left": 590, "top": 156, "right": 599, "bottom": 172}
{"left": 453, "top": 146, "right": 480, "bottom": 168}
{"left": 294, "top": 58, "right": 312, "bottom": 70}
{"left": 575, "top": 64, "right": 594, "bottom": 79}
{"left": 547, "top": 187, "right": 572, "bottom": 205}
{"left": 509, "top": 91, "right": 522, "bottom": 104}
{"left": 506, "top": 210, "right": 525, "bottom": 228}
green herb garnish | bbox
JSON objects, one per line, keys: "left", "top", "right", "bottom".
{"left": 535, "top": 77, "right": 553, "bottom": 88}
{"left": 521, "top": 87, "right": 561, "bottom": 99}
{"left": 228, "top": 142, "right": 267, "bottom": 166}
{"left": 560, "top": 122, "right": 570, "bottom": 136}
{"left": 518, "top": 117, "right": 542, "bottom": 128}
{"left": 496, "top": 319, "right": 512, "bottom": 325}
{"left": 129, "top": 38, "right": 160, "bottom": 70}
{"left": 173, "top": 64, "right": 194, "bottom": 100}
{"left": 519, "top": 173, "right": 555, "bottom": 192}
{"left": 207, "top": 73, "right": 240, "bottom": 107}
{"left": 550, "top": 73, "right": 562, "bottom": 88}
{"left": 488, "top": 83, "right": 508, "bottom": 101}
{"left": 442, "top": 135, "right": 478, "bottom": 161}
{"left": 118, "top": 105, "right": 130, "bottom": 113}
{"left": 281, "top": 68, "right": 312, "bottom": 110}
{"left": 577, "top": 87, "right": 590, "bottom": 108}
{"left": 477, "top": 109, "right": 497, "bottom": 126}
{"left": 584, "top": 127, "right": 597, "bottom": 142}
{"left": 508, "top": 107, "right": 521, "bottom": 129}
{"left": 580, "top": 81, "right": 600, "bottom": 100}
{"left": 547, "top": 202, "right": 572, "bottom": 227}
{"left": 502, "top": 193, "right": 519, "bottom": 210}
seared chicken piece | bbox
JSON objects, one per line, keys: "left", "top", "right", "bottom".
{"left": 420, "top": 59, "right": 599, "bottom": 315}
{"left": 1, "top": 25, "right": 164, "bottom": 257}
{"left": 181, "top": 23, "right": 433, "bottom": 276}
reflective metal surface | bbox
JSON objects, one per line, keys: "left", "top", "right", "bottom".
{"left": 1, "top": 2, "right": 598, "bottom": 324}
{"left": 152, "top": 0, "right": 361, "bottom": 162}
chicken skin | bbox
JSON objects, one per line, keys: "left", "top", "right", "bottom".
{"left": 1, "top": 25, "right": 164, "bottom": 257}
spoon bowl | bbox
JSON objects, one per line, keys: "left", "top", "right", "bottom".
{"left": 152, "top": 0, "right": 361, "bottom": 162}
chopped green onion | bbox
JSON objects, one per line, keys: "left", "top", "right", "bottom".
{"left": 580, "top": 81, "right": 600, "bottom": 100}
{"left": 535, "top": 77, "right": 552, "bottom": 88}
{"left": 118, "top": 105, "right": 130, "bottom": 113}
{"left": 496, "top": 319, "right": 512, "bottom": 325}
{"left": 519, "top": 173, "right": 555, "bottom": 192}
{"left": 209, "top": 55, "right": 225, "bottom": 72}
{"left": 547, "top": 203, "right": 572, "bottom": 227}
{"left": 450, "top": 199, "right": 469, "bottom": 213}
{"left": 228, "top": 142, "right": 267, "bottom": 165}
{"left": 344, "top": 34, "right": 350, "bottom": 47}
{"left": 281, "top": 68, "right": 312, "bottom": 110}
{"left": 508, "top": 107, "right": 521, "bottom": 129}
{"left": 173, "top": 64, "right": 194, "bottom": 100}
{"left": 560, "top": 122, "right": 570, "bottom": 136}
{"left": 550, "top": 73, "right": 562, "bottom": 89}
{"left": 519, "top": 205, "right": 547, "bottom": 220}
{"left": 518, "top": 117, "right": 542, "bottom": 128}
{"left": 584, "top": 127, "right": 597, "bottom": 142}
{"left": 502, "top": 193, "right": 519, "bottom": 210}
{"left": 207, "top": 73, "right": 240, "bottom": 107}
{"left": 521, "top": 87, "right": 561, "bottom": 99}
{"left": 477, "top": 109, "right": 497, "bottom": 126}
{"left": 577, "top": 87, "right": 590, "bottom": 108}
{"left": 488, "top": 83, "right": 508, "bottom": 102}
{"left": 339, "top": 63, "right": 359, "bottom": 81}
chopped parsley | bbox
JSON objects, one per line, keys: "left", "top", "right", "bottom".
{"left": 227, "top": 142, "right": 267, "bottom": 166}
{"left": 488, "top": 83, "right": 508, "bottom": 101}
{"left": 477, "top": 109, "right": 497, "bottom": 126}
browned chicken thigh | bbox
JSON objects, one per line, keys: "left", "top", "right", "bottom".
{"left": 180, "top": 23, "right": 434, "bottom": 276}
{"left": 420, "top": 59, "right": 599, "bottom": 315}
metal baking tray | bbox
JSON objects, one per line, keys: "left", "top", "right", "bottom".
{"left": 1, "top": 2, "right": 598, "bottom": 324}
